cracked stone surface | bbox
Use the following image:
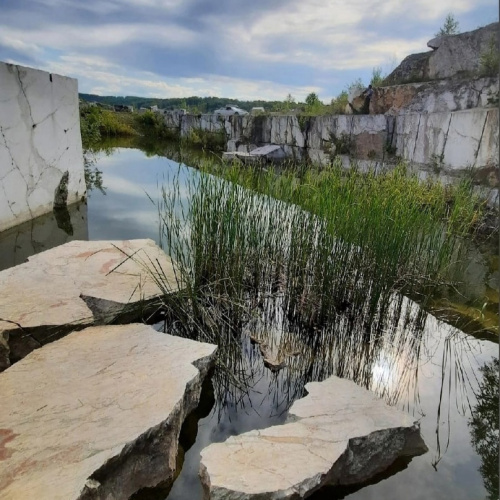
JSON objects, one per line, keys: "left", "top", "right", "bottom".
{"left": 200, "top": 375, "right": 428, "bottom": 499}
{"left": 174, "top": 106, "right": 498, "bottom": 175}
{"left": 0, "top": 62, "right": 85, "bottom": 232}
{"left": 0, "top": 239, "right": 178, "bottom": 371}
{"left": 0, "top": 323, "right": 217, "bottom": 499}
{"left": 391, "top": 107, "right": 498, "bottom": 171}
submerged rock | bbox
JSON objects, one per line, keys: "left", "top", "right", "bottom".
{"left": 0, "top": 323, "right": 217, "bottom": 499}
{"left": 200, "top": 375, "right": 427, "bottom": 499}
{"left": 0, "top": 239, "right": 178, "bottom": 370}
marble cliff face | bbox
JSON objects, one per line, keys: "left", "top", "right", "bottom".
{"left": 0, "top": 62, "right": 85, "bottom": 232}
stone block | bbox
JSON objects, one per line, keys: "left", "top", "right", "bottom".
{"left": 0, "top": 323, "right": 217, "bottom": 499}
{"left": 0, "top": 62, "right": 85, "bottom": 232}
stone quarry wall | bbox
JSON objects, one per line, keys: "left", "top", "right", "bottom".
{"left": 165, "top": 107, "right": 498, "bottom": 178}
{"left": 389, "top": 107, "right": 498, "bottom": 172}
{"left": 0, "top": 62, "right": 85, "bottom": 233}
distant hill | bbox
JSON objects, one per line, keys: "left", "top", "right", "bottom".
{"left": 79, "top": 94, "right": 282, "bottom": 113}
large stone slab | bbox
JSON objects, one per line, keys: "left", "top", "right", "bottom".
{"left": 0, "top": 239, "right": 178, "bottom": 370}
{"left": 0, "top": 323, "right": 217, "bottom": 499}
{"left": 200, "top": 375, "right": 427, "bottom": 499}
{"left": 0, "top": 62, "right": 85, "bottom": 232}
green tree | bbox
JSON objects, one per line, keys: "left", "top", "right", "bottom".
{"left": 479, "top": 36, "right": 499, "bottom": 77}
{"left": 284, "top": 93, "right": 296, "bottom": 112}
{"left": 304, "top": 92, "right": 323, "bottom": 113}
{"left": 305, "top": 92, "right": 320, "bottom": 107}
{"left": 436, "top": 13, "right": 460, "bottom": 36}
{"left": 330, "top": 91, "right": 348, "bottom": 114}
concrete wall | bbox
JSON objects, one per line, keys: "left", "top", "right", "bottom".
{"left": 0, "top": 62, "right": 85, "bottom": 233}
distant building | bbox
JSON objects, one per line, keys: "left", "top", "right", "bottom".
{"left": 251, "top": 107, "right": 265, "bottom": 115}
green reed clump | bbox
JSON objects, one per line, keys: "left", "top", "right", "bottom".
{"left": 181, "top": 128, "right": 227, "bottom": 152}
{"left": 156, "top": 157, "right": 484, "bottom": 331}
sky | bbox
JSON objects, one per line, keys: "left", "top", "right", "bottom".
{"left": 0, "top": 0, "right": 497, "bottom": 102}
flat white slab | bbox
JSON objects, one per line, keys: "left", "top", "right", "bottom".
{"left": 0, "top": 323, "right": 217, "bottom": 499}
{"left": 0, "top": 239, "right": 178, "bottom": 370}
{"left": 200, "top": 376, "right": 427, "bottom": 499}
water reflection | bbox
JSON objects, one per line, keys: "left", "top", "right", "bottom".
{"left": 81, "top": 144, "right": 498, "bottom": 499}
{"left": 163, "top": 288, "right": 496, "bottom": 500}
{"left": 0, "top": 202, "right": 88, "bottom": 271}
{"left": 468, "top": 357, "right": 499, "bottom": 500}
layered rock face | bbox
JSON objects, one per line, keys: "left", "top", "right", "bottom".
{"left": 0, "top": 323, "right": 217, "bottom": 500}
{"left": 384, "top": 22, "right": 498, "bottom": 84}
{"left": 372, "top": 76, "right": 498, "bottom": 115}
{"left": 200, "top": 375, "right": 428, "bottom": 499}
{"left": 0, "top": 62, "right": 85, "bottom": 232}
{"left": 0, "top": 239, "right": 178, "bottom": 371}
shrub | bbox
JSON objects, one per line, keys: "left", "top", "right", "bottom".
{"left": 479, "top": 36, "right": 499, "bottom": 77}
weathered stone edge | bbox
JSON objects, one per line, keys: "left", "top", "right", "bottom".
{"left": 201, "top": 424, "right": 427, "bottom": 500}
{"left": 77, "top": 343, "right": 218, "bottom": 500}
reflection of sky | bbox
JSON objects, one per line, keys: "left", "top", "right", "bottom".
{"left": 360, "top": 306, "right": 496, "bottom": 500}
{"left": 88, "top": 148, "right": 194, "bottom": 245}
{"left": 171, "top": 295, "right": 498, "bottom": 500}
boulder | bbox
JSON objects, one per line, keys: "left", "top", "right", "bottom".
{"left": 200, "top": 375, "right": 427, "bottom": 499}
{"left": 0, "top": 323, "right": 217, "bottom": 499}
{"left": 0, "top": 239, "right": 178, "bottom": 370}
{"left": 385, "top": 22, "right": 498, "bottom": 84}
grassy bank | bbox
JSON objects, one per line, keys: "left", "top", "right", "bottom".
{"left": 80, "top": 105, "right": 138, "bottom": 150}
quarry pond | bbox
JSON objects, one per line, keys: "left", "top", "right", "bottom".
{"left": 1, "top": 144, "right": 498, "bottom": 499}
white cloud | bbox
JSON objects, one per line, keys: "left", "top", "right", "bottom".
{"left": 43, "top": 52, "right": 319, "bottom": 100}
{"left": 2, "top": 0, "right": 495, "bottom": 100}
{"left": 0, "top": 35, "right": 43, "bottom": 56}
{"left": 0, "top": 22, "right": 196, "bottom": 52}
{"left": 211, "top": 0, "right": 492, "bottom": 71}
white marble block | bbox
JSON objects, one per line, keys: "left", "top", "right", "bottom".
{"left": 0, "top": 62, "right": 85, "bottom": 232}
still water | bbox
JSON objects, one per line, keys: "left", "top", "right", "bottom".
{"left": 1, "top": 145, "right": 497, "bottom": 499}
